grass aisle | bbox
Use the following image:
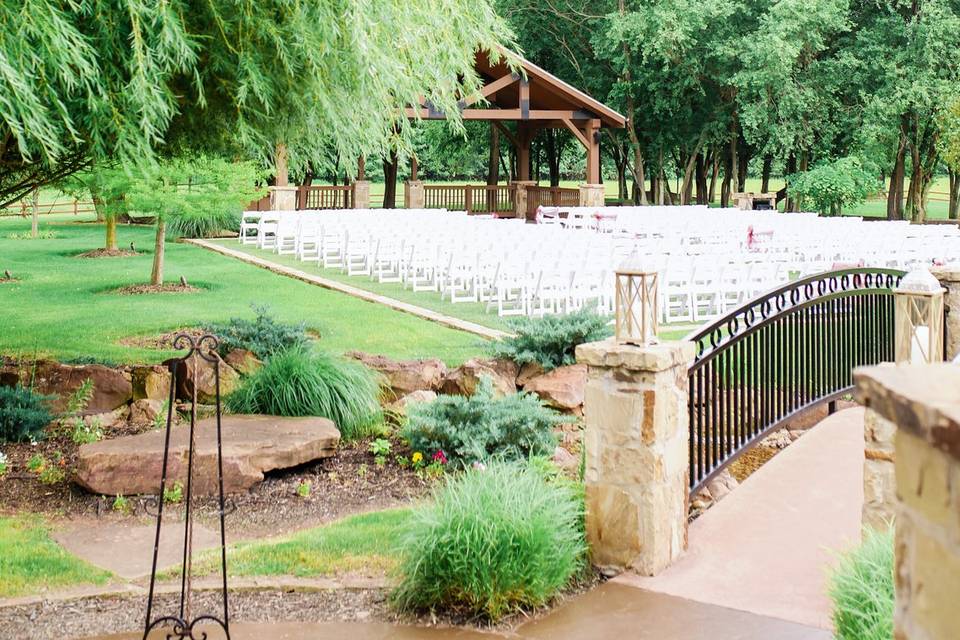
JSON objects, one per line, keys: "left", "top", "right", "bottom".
{"left": 0, "top": 216, "right": 482, "bottom": 365}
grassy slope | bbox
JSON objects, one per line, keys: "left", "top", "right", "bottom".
{"left": 0, "top": 516, "right": 112, "bottom": 597}
{"left": 0, "top": 216, "right": 482, "bottom": 365}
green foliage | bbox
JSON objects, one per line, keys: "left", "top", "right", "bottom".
{"left": 38, "top": 465, "right": 65, "bottom": 486}
{"left": 402, "top": 378, "right": 561, "bottom": 468}
{"left": 226, "top": 347, "right": 384, "bottom": 441}
{"left": 370, "top": 438, "right": 392, "bottom": 457}
{"left": 26, "top": 454, "right": 44, "bottom": 473}
{"left": 0, "top": 451, "right": 8, "bottom": 476}
{"left": 490, "top": 307, "right": 611, "bottom": 371}
{"left": 64, "top": 379, "right": 94, "bottom": 417}
{"left": 0, "top": 385, "right": 53, "bottom": 443}
{"left": 163, "top": 481, "right": 184, "bottom": 504}
{"left": 59, "top": 379, "right": 101, "bottom": 444}
{"left": 788, "top": 156, "right": 880, "bottom": 216}
{"left": 111, "top": 495, "right": 130, "bottom": 513}
{"left": 205, "top": 305, "right": 309, "bottom": 360}
{"left": 829, "top": 526, "right": 894, "bottom": 640}
{"left": 296, "top": 480, "right": 312, "bottom": 499}
{"left": 70, "top": 417, "right": 103, "bottom": 445}
{"left": 392, "top": 461, "right": 586, "bottom": 620}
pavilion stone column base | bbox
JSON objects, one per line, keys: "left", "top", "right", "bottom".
{"left": 353, "top": 180, "right": 371, "bottom": 209}
{"left": 855, "top": 364, "right": 960, "bottom": 640}
{"left": 576, "top": 339, "right": 696, "bottom": 576}
{"left": 863, "top": 407, "right": 897, "bottom": 531}
{"left": 579, "top": 183, "right": 605, "bottom": 207}
{"left": 404, "top": 180, "right": 424, "bottom": 209}
{"left": 268, "top": 185, "right": 298, "bottom": 211}
{"left": 932, "top": 267, "right": 960, "bottom": 360}
{"left": 511, "top": 181, "right": 536, "bottom": 219}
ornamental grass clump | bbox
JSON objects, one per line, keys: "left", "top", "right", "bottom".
{"left": 489, "top": 307, "right": 611, "bottom": 370}
{"left": 226, "top": 346, "right": 383, "bottom": 440}
{"left": 392, "top": 461, "right": 586, "bottom": 620}
{"left": 829, "top": 526, "right": 894, "bottom": 640}
{"left": 401, "top": 377, "right": 562, "bottom": 468}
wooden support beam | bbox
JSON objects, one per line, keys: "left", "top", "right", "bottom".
{"left": 585, "top": 119, "right": 601, "bottom": 184}
{"left": 405, "top": 107, "right": 601, "bottom": 122}
{"left": 519, "top": 79, "right": 530, "bottom": 120}
{"left": 560, "top": 117, "right": 590, "bottom": 149}
{"left": 517, "top": 123, "right": 533, "bottom": 182}
{"left": 460, "top": 73, "right": 520, "bottom": 108}
{"left": 493, "top": 122, "right": 519, "bottom": 147}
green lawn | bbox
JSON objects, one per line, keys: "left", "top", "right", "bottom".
{"left": 190, "top": 508, "right": 411, "bottom": 578}
{"left": 0, "top": 516, "right": 112, "bottom": 597}
{"left": 0, "top": 216, "right": 483, "bottom": 365}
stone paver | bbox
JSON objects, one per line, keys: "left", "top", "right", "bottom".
{"left": 619, "top": 406, "right": 865, "bottom": 630}
{"left": 186, "top": 239, "right": 509, "bottom": 341}
{"left": 53, "top": 519, "right": 222, "bottom": 580}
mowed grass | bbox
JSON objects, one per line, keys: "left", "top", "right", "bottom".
{"left": 188, "top": 508, "right": 411, "bottom": 578}
{"left": 0, "top": 215, "right": 483, "bottom": 365}
{"left": 0, "top": 516, "right": 112, "bottom": 597}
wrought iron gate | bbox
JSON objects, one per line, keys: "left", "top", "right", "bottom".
{"left": 686, "top": 268, "right": 905, "bottom": 493}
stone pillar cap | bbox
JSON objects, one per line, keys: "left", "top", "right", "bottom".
{"left": 576, "top": 338, "right": 696, "bottom": 372}
{"left": 854, "top": 363, "right": 960, "bottom": 461}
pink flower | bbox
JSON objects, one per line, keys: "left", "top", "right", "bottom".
{"left": 432, "top": 450, "right": 447, "bottom": 465}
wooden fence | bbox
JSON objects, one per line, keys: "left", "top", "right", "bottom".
{"left": 0, "top": 198, "right": 96, "bottom": 217}
{"left": 246, "top": 185, "right": 356, "bottom": 211}
{"left": 526, "top": 186, "right": 580, "bottom": 217}
{"left": 423, "top": 184, "right": 516, "bottom": 214}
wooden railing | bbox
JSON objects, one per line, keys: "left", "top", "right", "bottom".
{"left": 527, "top": 185, "right": 580, "bottom": 217}
{"left": 423, "top": 184, "right": 515, "bottom": 214}
{"left": 0, "top": 198, "right": 96, "bottom": 217}
{"left": 298, "top": 185, "right": 354, "bottom": 210}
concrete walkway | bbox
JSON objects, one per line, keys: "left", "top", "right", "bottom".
{"left": 184, "top": 239, "right": 510, "bottom": 341}
{"left": 619, "top": 406, "right": 866, "bottom": 630}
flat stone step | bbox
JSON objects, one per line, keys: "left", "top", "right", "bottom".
{"left": 75, "top": 415, "right": 340, "bottom": 496}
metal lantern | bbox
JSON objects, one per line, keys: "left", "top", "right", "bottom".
{"left": 894, "top": 267, "right": 945, "bottom": 364}
{"left": 615, "top": 255, "right": 659, "bottom": 346}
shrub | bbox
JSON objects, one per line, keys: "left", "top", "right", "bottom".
{"left": 0, "top": 385, "right": 54, "bottom": 443}
{"left": 205, "top": 305, "right": 310, "bottom": 360}
{"left": 489, "top": 307, "right": 611, "bottom": 370}
{"left": 402, "top": 378, "right": 562, "bottom": 468}
{"left": 392, "top": 461, "right": 586, "bottom": 620}
{"left": 788, "top": 156, "right": 880, "bottom": 216}
{"left": 829, "top": 526, "right": 894, "bottom": 640}
{"left": 165, "top": 207, "right": 241, "bottom": 239}
{"left": 226, "top": 346, "right": 384, "bottom": 440}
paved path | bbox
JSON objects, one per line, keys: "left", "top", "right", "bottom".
{"left": 184, "top": 239, "right": 510, "bottom": 341}
{"left": 619, "top": 406, "right": 865, "bottom": 630}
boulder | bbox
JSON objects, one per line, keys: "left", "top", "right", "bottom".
{"left": 440, "top": 358, "right": 519, "bottom": 397}
{"left": 705, "top": 469, "right": 739, "bottom": 502}
{"left": 223, "top": 349, "right": 262, "bottom": 376}
{"left": 552, "top": 445, "right": 578, "bottom": 471}
{"left": 389, "top": 389, "right": 438, "bottom": 414}
{"left": 346, "top": 351, "right": 446, "bottom": 399}
{"left": 2, "top": 360, "right": 132, "bottom": 413}
{"left": 165, "top": 354, "right": 240, "bottom": 404}
{"left": 516, "top": 361, "right": 545, "bottom": 387}
{"left": 130, "top": 365, "right": 171, "bottom": 402}
{"left": 523, "top": 364, "right": 587, "bottom": 413}
{"left": 75, "top": 415, "right": 340, "bottom": 496}
{"left": 761, "top": 429, "right": 792, "bottom": 450}
{"left": 129, "top": 398, "right": 165, "bottom": 425}
{"left": 84, "top": 406, "right": 128, "bottom": 429}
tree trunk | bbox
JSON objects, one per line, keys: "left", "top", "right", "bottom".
{"left": 783, "top": 154, "right": 797, "bottom": 212}
{"left": 679, "top": 132, "right": 707, "bottom": 205}
{"left": 708, "top": 151, "right": 719, "bottom": 204}
{"left": 950, "top": 169, "right": 960, "bottom": 220}
{"left": 382, "top": 153, "right": 398, "bottom": 209}
{"left": 737, "top": 141, "right": 749, "bottom": 192}
{"left": 488, "top": 124, "right": 500, "bottom": 186}
{"left": 274, "top": 142, "right": 289, "bottom": 187}
{"left": 105, "top": 215, "right": 117, "bottom": 251}
{"left": 887, "top": 132, "right": 907, "bottom": 221}
{"left": 761, "top": 155, "right": 773, "bottom": 193}
{"left": 720, "top": 148, "right": 733, "bottom": 208}
{"left": 30, "top": 189, "right": 39, "bottom": 238}
{"left": 695, "top": 152, "right": 708, "bottom": 204}
{"left": 150, "top": 219, "right": 165, "bottom": 286}
{"left": 728, "top": 117, "right": 739, "bottom": 202}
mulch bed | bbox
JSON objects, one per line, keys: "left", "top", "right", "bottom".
{"left": 118, "top": 327, "right": 206, "bottom": 351}
{"left": 0, "top": 426, "right": 431, "bottom": 540}
{"left": 76, "top": 248, "right": 141, "bottom": 259}
{"left": 111, "top": 283, "right": 201, "bottom": 295}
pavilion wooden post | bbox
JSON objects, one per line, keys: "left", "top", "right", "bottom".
{"left": 511, "top": 124, "right": 536, "bottom": 219}
{"left": 354, "top": 156, "right": 371, "bottom": 209}
{"left": 404, "top": 156, "right": 424, "bottom": 209}
{"left": 579, "top": 119, "right": 604, "bottom": 207}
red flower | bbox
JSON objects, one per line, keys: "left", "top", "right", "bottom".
{"left": 432, "top": 450, "right": 447, "bottom": 465}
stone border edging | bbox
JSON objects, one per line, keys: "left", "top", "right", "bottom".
{"left": 0, "top": 576, "right": 389, "bottom": 610}
{"left": 184, "top": 239, "right": 511, "bottom": 341}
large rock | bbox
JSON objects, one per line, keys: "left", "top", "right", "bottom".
{"left": 129, "top": 398, "right": 165, "bottom": 425}
{"left": 440, "top": 358, "right": 518, "bottom": 397}
{"left": 75, "top": 415, "right": 340, "bottom": 496}
{"left": 347, "top": 351, "right": 446, "bottom": 399}
{"left": 1, "top": 360, "right": 132, "bottom": 413}
{"left": 223, "top": 349, "right": 262, "bottom": 376}
{"left": 389, "top": 389, "right": 438, "bottom": 414}
{"left": 523, "top": 364, "right": 587, "bottom": 413}
{"left": 130, "top": 365, "right": 171, "bottom": 402}
{"left": 165, "top": 354, "right": 240, "bottom": 404}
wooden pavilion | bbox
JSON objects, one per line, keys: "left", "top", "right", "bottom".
{"left": 264, "top": 49, "right": 626, "bottom": 217}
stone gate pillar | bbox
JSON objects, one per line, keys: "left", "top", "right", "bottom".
{"left": 404, "top": 180, "right": 424, "bottom": 209}
{"left": 931, "top": 267, "right": 960, "bottom": 361}
{"left": 576, "top": 339, "right": 696, "bottom": 576}
{"left": 353, "top": 180, "right": 371, "bottom": 209}
{"left": 268, "top": 185, "right": 297, "bottom": 211}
